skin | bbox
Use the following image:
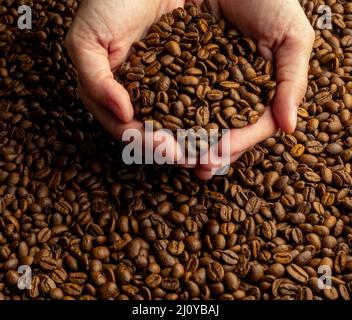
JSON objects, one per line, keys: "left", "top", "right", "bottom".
{"left": 66, "top": 0, "right": 315, "bottom": 179}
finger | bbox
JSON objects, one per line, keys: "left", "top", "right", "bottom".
{"left": 66, "top": 30, "right": 133, "bottom": 123}
{"left": 78, "top": 84, "right": 140, "bottom": 138}
{"left": 195, "top": 151, "right": 246, "bottom": 180}
{"left": 199, "top": 107, "right": 277, "bottom": 171}
{"left": 272, "top": 30, "right": 314, "bottom": 134}
{"left": 222, "top": 107, "right": 277, "bottom": 154}
{"left": 194, "top": 166, "right": 214, "bottom": 181}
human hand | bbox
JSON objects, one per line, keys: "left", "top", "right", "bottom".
{"left": 66, "top": 0, "right": 187, "bottom": 165}
{"left": 196, "top": 0, "right": 315, "bottom": 179}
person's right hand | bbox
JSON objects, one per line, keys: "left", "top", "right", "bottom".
{"left": 66, "top": 0, "right": 188, "bottom": 165}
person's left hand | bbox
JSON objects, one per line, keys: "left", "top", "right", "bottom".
{"left": 196, "top": 107, "right": 277, "bottom": 179}
{"left": 194, "top": 0, "right": 314, "bottom": 179}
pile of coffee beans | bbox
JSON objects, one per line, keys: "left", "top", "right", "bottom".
{"left": 0, "top": 0, "right": 352, "bottom": 301}
{"left": 118, "top": 1, "right": 276, "bottom": 133}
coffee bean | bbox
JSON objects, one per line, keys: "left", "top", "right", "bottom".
{"left": 325, "top": 143, "right": 343, "bottom": 155}
{"left": 207, "top": 261, "right": 225, "bottom": 282}
{"left": 61, "top": 283, "right": 82, "bottom": 297}
{"left": 168, "top": 240, "right": 185, "bottom": 255}
{"left": 231, "top": 114, "right": 248, "bottom": 128}
{"left": 248, "top": 263, "right": 264, "bottom": 282}
{"left": 224, "top": 272, "right": 240, "bottom": 291}
{"left": 145, "top": 274, "right": 162, "bottom": 289}
{"left": 37, "top": 227, "right": 52, "bottom": 243}
{"left": 40, "top": 256, "right": 57, "bottom": 271}
{"left": 40, "top": 276, "right": 57, "bottom": 295}
{"left": 184, "top": 235, "right": 201, "bottom": 253}
{"left": 155, "top": 76, "right": 171, "bottom": 92}
{"left": 91, "top": 246, "right": 110, "bottom": 260}
{"left": 50, "top": 288, "right": 64, "bottom": 300}
{"left": 51, "top": 268, "right": 68, "bottom": 284}
{"left": 69, "top": 272, "right": 88, "bottom": 285}
{"left": 195, "top": 106, "right": 210, "bottom": 126}
{"left": 5, "top": 270, "right": 19, "bottom": 286}
{"left": 179, "top": 76, "right": 199, "bottom": 86}
{"left": 142, "top": 51, "right": 157, "bottom": 64}
{"left": 261, "top": 221, "right": 277, "bottom": 240}
{"left": 145, "top": 61, "right": 161, "bottom": 76}
{"left": 323, "top": 287, "right": 339, "bottom": 300}
{"left": 165, "top": 40, "right": 182, "bottom": 57}
{"left": 27, "top": 276, "right": 41, "bottom": 299}
{"left": 273, "top": 252, "right": 293, "bottom": 265}
{"left": 161, "top": 277, "right": 180, "bottom": 291}
{"left": 98, "top": 282, "right": 119, "bottom": 299}
{"left": 290, "top": 144, "right": 305, "bottom": 158}
{"left": 127, "top": 67, "right": 145, "bottom": 81}
{"left": 287, "top": 264, "right": 309, "bottom": 284}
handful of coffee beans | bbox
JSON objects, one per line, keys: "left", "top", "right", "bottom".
{"left": 118, "top": 1, "right": 276, "bottom": 134}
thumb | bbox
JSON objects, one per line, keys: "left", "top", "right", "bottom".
{"left": 271, "top": 32, "right": 314, "bottom": 134}
{"left": 66, "top": 32, "right": 133, "bottom": 123}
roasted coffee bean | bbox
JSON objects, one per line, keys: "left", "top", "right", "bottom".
{"left": 37, "top": 227, "right": 52, "bottom": 243}
{"left": 50, "top": 288, "right": 64, "bottom": 300}
{"left": 92, "top": 246, "right": 110, "bottom": 260}
{"left": 286, "top": 264, "right": 309, "bottom": 284}
{"left": 126, "top": 67, "right": 145, "bottom": 81}
{"left": 231, "top": 114, "right": 248, "bottom": 128}
{"left": 165, "top": 40, "right": 182, "bottom": 57}
{"left": 51, "top": 268, "right": 68, "bottom": 285}
{"left": 184, "top": 235, "right": 202, "bottom": 253}
{"left": 195, "top": 106, "right": 210, "bottom": 126}
{"left": 40, "top": 256, "right": 57, "bottom": 271}
{"left": 145, "top": 274, "right": 162, "bottom": 289}
{"left": 142, "top": 51, "right": 157, "bottom": 64}
{"left": 61, "top": 283, "right": 82, "bottom": 297}
{"left": 207, "top": 261, "right": 225, "bottom": 282}
{"left": 40, "top": 276, "right": 57, "bottom": 295}
{"left": 248, "top": 263, "right": 264, "bottom": 282}
{"left": 98, "top": 282, "right": 119, "bottom": 299}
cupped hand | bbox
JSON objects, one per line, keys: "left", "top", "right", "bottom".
{"left": 66, "top": 0, "right": 188, "bottom": 166}
{"left": 67, "top": 0, "right": 314, "bottom": 179}
{"left": 196, "top": 0, "right": 315, "bottom": 179}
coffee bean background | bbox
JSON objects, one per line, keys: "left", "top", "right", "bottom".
{"left": 0, "top": 0, "right": 352, "bottom": 300}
